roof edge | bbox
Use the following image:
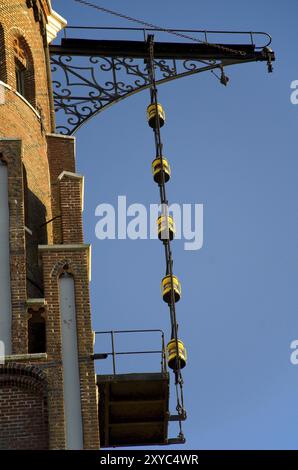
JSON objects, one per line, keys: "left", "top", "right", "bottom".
{"left": 45, "top": 1, "right": 67, "bottom": 44}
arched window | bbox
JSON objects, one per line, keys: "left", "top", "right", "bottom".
{"left": 28, "top": 308, "right": 46, "bottom": 354}
{"left": 14, "top": 37, "right": 27, "bottom": 97}
{"left": 13, "top": 36, "right": 35, "bottom": 106}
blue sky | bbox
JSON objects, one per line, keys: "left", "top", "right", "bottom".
{"left": 52, "top": 0, "right": 298, "bottom": 449}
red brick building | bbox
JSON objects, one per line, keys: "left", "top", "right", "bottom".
{"left": 0, "top": 0, "right": 100, "bottom": 449}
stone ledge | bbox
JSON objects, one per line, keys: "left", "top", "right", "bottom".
{"left": 46, "top": 133, "right": 75, "bottom": 140}
{"left": 0, "top": 81, "right": 41, "bottom": 119}
{"left": 38, "top": 243, "right": 90, "bottom": 251}
{"left": 0, "top": 353, "right": 47, "bottom": 362}
{"left": 27, "top": 298, "right": 47, "bottom": 311}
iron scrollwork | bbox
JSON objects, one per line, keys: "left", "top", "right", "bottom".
{"left": 51, "top": 54, "right": 219, "bottom": 135}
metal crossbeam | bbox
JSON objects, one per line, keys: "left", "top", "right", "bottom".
{"left": 51, "top": 38, "right": 260, "bottom": 60}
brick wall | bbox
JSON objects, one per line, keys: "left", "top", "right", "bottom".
{"left": 0, "top": 0, "right": 52, "bottom": 129}
{"left": 0, "top": 363, "right": 48, "bottom": 450}
{"left": 47, "top": 135, "right": 76, "bottom": 244}
{"left": 0, "top": 140, "right": 27, "bottom": 354}
{"left": 0, "top": 0, "right": 54, "bottom": 293}
{"left": 0, "top": 0, "right": 100, "bottom": 449}
{"left": 39, "top": 247, "right": 100, "bottom": 449}
{"left": 59, "top": 172, "right": 84, "bottom": 244}
{"left": 0, "top": 386, "right": 48, "bottom": 449}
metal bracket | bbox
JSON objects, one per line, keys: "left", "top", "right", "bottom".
{"left": 50, "top": 30, "right": 274, "bottom": 135}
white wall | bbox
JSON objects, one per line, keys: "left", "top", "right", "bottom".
{"left": 59, "top": 273, "right": 84, "bottom": 450}
{"left": 0, "top": 161, "right": 12, "bottom": 355}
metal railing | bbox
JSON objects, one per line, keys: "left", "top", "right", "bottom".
{"left": 93, "top": 329, "right": 167, "bottom": 374}
{"left": 63, "top": 26, "right": 272, "bottom": 49}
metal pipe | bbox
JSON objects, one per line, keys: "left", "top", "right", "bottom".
{"left": 96, "top": 350, "right": 163, "bottom": 357}
{"left": 111, "top": 331, "right": 116, "bottom": 374}
{"left": 94, "top": 328, "right": 164, "bottom": 335}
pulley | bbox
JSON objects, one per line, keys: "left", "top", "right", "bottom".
{"left": 157, "top": 215, "right": 175, "bottom": 241}
{"left": 161, "top": 274, "right": 181, "bottom": 303}
{"left": 147, "top": 103, "right": 165, "bottom": 128}
{"left": 151, "top": 157, "right": 171, "bottom": 184}
{"left": 167, "top": 338, "right": 187, "bottom": 370}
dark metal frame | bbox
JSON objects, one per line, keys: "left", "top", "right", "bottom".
{"left": 50, "top": 27, "right": 275, "bottom": 135}
{"left": 95, "top": 328, "right": 185, "bottom": 446}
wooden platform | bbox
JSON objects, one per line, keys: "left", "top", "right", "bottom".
{"left": 97, "top": 372, "right": 170, "bottom": 448}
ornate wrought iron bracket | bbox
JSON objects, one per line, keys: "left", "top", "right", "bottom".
{"left": 50, "top": 30, "right": 275, "bottom": 135}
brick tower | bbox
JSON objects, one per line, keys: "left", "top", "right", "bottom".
{"left": 0, "top": 0, "right": 99, "bottom": 449}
